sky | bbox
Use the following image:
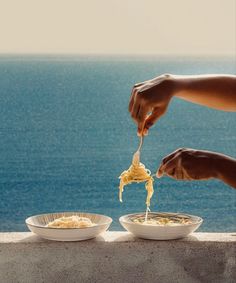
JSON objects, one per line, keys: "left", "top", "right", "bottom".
{"left": 0, "top": 0, "right": 235, "bottom": 55}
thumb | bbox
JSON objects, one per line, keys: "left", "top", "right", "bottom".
{"left": 156, "top": 161, "right": 167, "bottom": 178}
{"left": 156, "top": 166, "right": 164, "bottom": 178}
{"left": 144, "top": 107, "right": 166, "bottom": 132}
{"left": 156, "top": 161, "right": 165, "bottom": 178}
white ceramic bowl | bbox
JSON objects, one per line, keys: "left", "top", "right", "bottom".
{"left": 26, "top": 212, "right": 112, "bottom": 241}
{"left": 119, "top": 212, "right": 203, "bottom": 240}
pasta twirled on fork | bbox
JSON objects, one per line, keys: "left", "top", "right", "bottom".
{"left": 119, "top": 161, "right": 154, "bottom": 208}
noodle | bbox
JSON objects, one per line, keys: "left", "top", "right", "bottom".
{"left": 47, "top": 216, "right": 95, "bottom": 228}
{"left": 119, "top": 158, "right": 154, "bottom": 208}
{"left": 131, "top": 213, "right": 192, "bottom": 226}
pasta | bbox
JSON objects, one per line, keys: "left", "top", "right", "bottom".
{"left": 131, "top": 213, "right": 192, "bottom": 226}
{"left": 47, "top": 216, "right": 95, "bottom": 228}
{"left": 119, "top": 156, "right": 154, "bottom": 208}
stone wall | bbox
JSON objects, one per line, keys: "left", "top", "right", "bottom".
{"left": 0, "top": 232, "right": 235, "bottom": 283}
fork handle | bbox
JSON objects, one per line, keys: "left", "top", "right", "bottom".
{"left": 137, "top": 136, "right": 143, "bottom": 152}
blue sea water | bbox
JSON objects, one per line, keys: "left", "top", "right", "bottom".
{"left": 0, "top": 55, "right": 235, "bottom": 232}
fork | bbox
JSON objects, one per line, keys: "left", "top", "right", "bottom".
{"left": 132, "top": 135, "right": 144, "bottom": 165}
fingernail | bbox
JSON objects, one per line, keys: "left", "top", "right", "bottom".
{"left": 156, "top": 170, "right": 162, "bottom": 178}
{"left": 143, "top": 128, "right": 148, "bottom": 136}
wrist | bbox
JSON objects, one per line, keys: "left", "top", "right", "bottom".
{"left": 206, "top": 152, "right": 234, "bottom": 180}
{"left": 167, "top": 75, "right": 185, "bottom": 98}
{"left": 194, "top": 150, "right": 224, "bottom": 179}
{"left": 207, "top": 152, "right": 223, "bottom": 179}
{"left": 159, "top": 74, "right": 179, "bottom": 99}
{"left": 215, "top": 154, "right": 236, "bottom": 181}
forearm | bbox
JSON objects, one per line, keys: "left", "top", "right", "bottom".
{"left": 214, "top": 153, "right": 236, "bottom": 189}
{"left": 172, "top": 75, "right": 236, "bottom": 111}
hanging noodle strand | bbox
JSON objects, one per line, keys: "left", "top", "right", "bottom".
{"left": 119, "top": 159, "right": 154, "bottom": 208}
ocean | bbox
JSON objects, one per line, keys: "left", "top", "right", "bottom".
{"left": 0, "top": 55, "right": 235, "bottom": 232}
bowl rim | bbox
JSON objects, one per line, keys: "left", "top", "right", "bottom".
{"left": 119, "top": 211, "right": 203, "bottom": 227}
{"left": 25, "top": 212, "right": 113, "bottom": 230}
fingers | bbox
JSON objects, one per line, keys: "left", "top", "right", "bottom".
{"left": 156, "top": 150, "right": 195, "bottom": 180}
{"left": 131, "top": 96, "right": 140, "bottom": 121}
{"left": 160, "top": 148, "right": 183, "bottom": 166}
{"left": 136, "top": 105, "right": 149, "bottom": 135}
{"left": 156, "top": 150, "right": 187, "bottom": 179}
{"left": 129, "top": 75, "right": 173, "bottom": 135}
{"left": 128, "top": 87, "right": 137, "bottom": 113}
{"left": 143, "top": 106, "right": 166, "bottom": 133}
{"left": 130, "top": 91, "right": 151, "bottom": 136}
{"left": 134, "top": 82, "right": 145, "bottom": 88}
{"left": 157, "top": 158, "right": 178, "bottom": 178}
{"left": 128, "top": 82, "right": 145, "bottom": 113}
{"left": 129, "top": 81, "right": 160, "bottom": 135}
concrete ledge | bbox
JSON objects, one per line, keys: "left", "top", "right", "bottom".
{"left": 0, "top": 232, "right": 235, "bottom": 283}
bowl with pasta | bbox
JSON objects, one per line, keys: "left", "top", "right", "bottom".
{"left": 26, "top": 212, "right": 112, "bottom": 241}
{"left": 119, "top": 212, "right": 203, "bottom": 240}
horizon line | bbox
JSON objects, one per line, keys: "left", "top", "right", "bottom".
{"left": 0, "top": 53, "right": 235, "bottom": 58}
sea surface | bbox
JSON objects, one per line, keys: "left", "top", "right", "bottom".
{"left": 0, "top": 55, "right": 235, "bottom": 232}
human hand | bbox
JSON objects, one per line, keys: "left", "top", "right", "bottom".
{"left": 129, "top": 74, "right": 175, "bottom": 136}
{"left": 156, "top": 148, "right": 219, "bottom": 180}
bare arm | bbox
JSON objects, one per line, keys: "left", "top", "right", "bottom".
{"left": 129, "top": 74, "right": 236, "bottom": 135}
{"left": 173, "top": 75, "right": 236, "bottom": 111}
{"left": 157, "top": 148, "right": 236, "bottom": 189}
{"left": 216, "top": 153, "right": 236, "bottom": 189}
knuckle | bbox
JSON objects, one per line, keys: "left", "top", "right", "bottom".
{"left": 176, "top": 148, "right": 183, "bottom": 153}
{"left": 175, "top": 148, "right": 187, "bottom": 156}
{"left": 131, "top": 87, "right": 137, "bottom": 94}
{"left": 163, "top": 73, "right": 171, "bottom": 79}
{"left": 134, "top": 82, "right": 143, "bottom": 88}
{"left": 171, "top": 148, "right": 183, "bottom": 157}
{"left": 162, "top": 157, "right": 168, "bottom": 164}
{"left": 134, "top": 92, "right": 142, "bottom": 103}
{"left": 137, "top": 88, "right": 147, "bottom": 97}
{"left": 136, "top": 90, "right": 144, "bottom": 99}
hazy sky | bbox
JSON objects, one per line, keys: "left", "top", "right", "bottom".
{"left": 0, "top": 0, "right": 235, "bottom": 55}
